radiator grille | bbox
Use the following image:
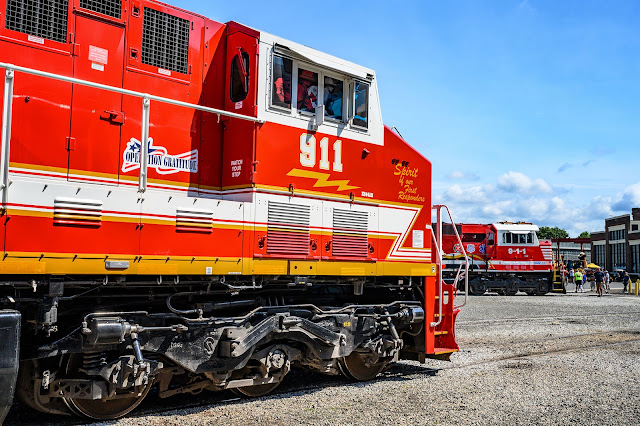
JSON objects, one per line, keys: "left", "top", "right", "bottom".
{"left": 332, "top": 209, "right": 368, "bottom": 257}
{"left": 176, "top": 208, "right": 213, "bottom": 233}
{"left": 80, "top": 0, "right": 121, "bottom": 19}
{"left": 142, "top": 8, "right": 189, "bottom": 74}
{"left": 5, "top": 0, "right": 68, "bottom": 43}
{"left": 53, "top": 198, "right": 102, "bottom": 226}
{"left": 267, "top": 202, "right": 310, "bottom": 255}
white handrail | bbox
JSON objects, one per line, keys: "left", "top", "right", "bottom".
{"left": 0, "top": 61, "right": 264, "bottom": 196}
{"left": 1, "top": 68, "right": 13, "bottom": 207}
{"left": 428, "top": 205, "right": 469, "bottom": 328}
{"left": 0, "top": 62, "right": 264, "bottom": 123}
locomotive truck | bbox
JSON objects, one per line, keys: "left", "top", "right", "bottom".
{"left": 440, "top": 222, "right": 554, "bottom": 295}
{"left": 0, "top": 0, "right": 466, "bottom": 420}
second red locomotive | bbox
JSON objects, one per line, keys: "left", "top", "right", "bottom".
{"left": 439, "top": 222, "right": 553, "bottom": 295}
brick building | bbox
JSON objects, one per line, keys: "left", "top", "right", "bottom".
{"left": 590, "top": 208, "right": 640, "bottom": 278}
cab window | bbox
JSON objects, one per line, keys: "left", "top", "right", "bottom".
{"left": 353, "top": 80, "right": 369, "bottom": 128}
{"left": 230, "top": 51, "right": 250, "bottom": 102}
{"left": 323, "top": 76, "right": 343, "bottom": 120}
{"left": 297, "top": 68, "right": 318, "bottom": 114}
{"left": 272, "top": 55, "right": 292, "bottom": 109}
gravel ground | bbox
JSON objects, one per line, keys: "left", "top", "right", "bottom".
{"left": 6, "top": 284, "right": 640, "bottom": 426}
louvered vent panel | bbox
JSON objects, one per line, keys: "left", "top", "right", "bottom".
{"left": 142, "top": 8, "right": 189, "bottom": 74}
{"left": 176, "top": 208, "right": 213, "bottom": 233}
{"left": 332, "top": 209, "right": 368, "bottom": 257}
{"left": 53, "top": 198, "right": 102, "bottom": 226}
{"left": 5, "top": 0, "right": 68, "bottom": 43}
{"left": 267, "top": 202, "right": 310, "bottom": 255}
{"left": 80, "top": 0, "right": 121, "bottom": 19}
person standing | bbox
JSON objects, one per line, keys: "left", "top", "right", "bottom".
{"left": 570, "top": 268, "right": 575, "bottom": 286}
{"left": 604, "top": 270, "right": 610, "bottom": 293}
{"left": 623, "top": 272, "right": 630, "bottom": 293}
{"left": 594, "top": 268, "right": 605, "bottom": 297}
{"left": 575, "top": 270, "right": 583, "bottom": 293}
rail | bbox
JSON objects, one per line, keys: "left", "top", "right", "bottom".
{"left": 0, "top": 62, "right": 263, "bottom": 200}
{"left": 428, "top": 204, "right": 468, "bottom": 328}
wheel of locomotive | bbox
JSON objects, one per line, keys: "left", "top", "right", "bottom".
{"left": 62, "top": 354, "right": 152, "bottom": 420}
{"left": 338, "top": 351, "right": 387, "bottom": 381}
{"left": 15, "top": 360, "right": 72, "bottom": 416}
{"left": 506, "top": 285, "right": 519, "bottom": 296}
{"left": 230, "top": 381, "right": 282, "bottom": 398}
{"left": 470, "top": 285, "right": 485, "bottom": 295}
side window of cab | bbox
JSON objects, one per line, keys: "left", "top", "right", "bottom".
{"left": 230, "top": 51, "right": 250, "bottom": 102}
{"left": 352, "top": 80, "right": 369, "bottom": 128}
{"left": 271, "top": 55, "right": 293, "bottom": 109}
{"left": 323, "top": 76, "right": 344, "bottom": 121}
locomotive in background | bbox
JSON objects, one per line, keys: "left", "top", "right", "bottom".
{"left": 0, "top": 0, "right": 464, "bottom": 420}
{"left": 439, "top": 222, "right": 554, "bottom": 295}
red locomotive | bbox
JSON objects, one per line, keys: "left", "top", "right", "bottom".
{"left": 439, "top": 222, "right": 553, "bottom": 295}
{"left": 0, "top": 0, "right": 464, "bottom": 420}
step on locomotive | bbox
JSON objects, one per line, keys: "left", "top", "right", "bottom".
{"left": 0, "top": 0, "right": 464, "bottom": 420}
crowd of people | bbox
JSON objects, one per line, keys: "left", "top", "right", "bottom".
{"left": 567, "top": 267, "right": 631, "bottom": 296}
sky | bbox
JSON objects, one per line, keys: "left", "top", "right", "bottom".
{"left": 183, "top": 0, "right": 640, "bottom": 237}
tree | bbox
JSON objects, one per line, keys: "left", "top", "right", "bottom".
{"left": 578, "top": 231, "right": 590, "bottom": 239}
{"left": 538, "top": 226, "right": 569, "bottom": 240}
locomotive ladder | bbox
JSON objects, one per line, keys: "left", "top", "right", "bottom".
{"left": 428, "top": 205, "right": 469, "bottom": 329}
{"left": 0, "top": 62, "right": 263, "bottom": 205}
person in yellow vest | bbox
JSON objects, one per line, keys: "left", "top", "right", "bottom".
{"left": 574, "top": 270, "right": 583, "bottom": 293}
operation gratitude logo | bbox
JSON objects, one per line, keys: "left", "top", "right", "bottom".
{"left": 122, "top": 137, "right": 198, "bottom": 175}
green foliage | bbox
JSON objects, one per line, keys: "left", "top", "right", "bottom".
{"left": 537, "top": 226, "right": 569, "bottom": 240}
{"left": 578, "top": 231, "right": 590, "bottom": 238}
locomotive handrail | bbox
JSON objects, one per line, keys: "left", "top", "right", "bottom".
{"left": 0, "top": 62, "right": 263, "bottom": 195}
{"left": 429, "top": 204, "right": 469, "bottom": 328}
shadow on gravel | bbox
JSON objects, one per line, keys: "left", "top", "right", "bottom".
{"left": 4, "top": 363, "right": 442, "bottom": 425}
{"left": 502, "top": 360, "right": 534, "bottom": 369}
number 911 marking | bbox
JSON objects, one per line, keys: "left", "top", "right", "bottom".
{"left": 300, "top": 133, "right": 343, "bottom": 172}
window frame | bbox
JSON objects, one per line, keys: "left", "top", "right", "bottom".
{"left": 269, "top": 52, "right": 370, "bottom": 130}
{"left": 322, "top": 72, "right": 346, "bottom": 123}
{"left": 269, "top": 53, "right": 293, "bottom": 112}
{"left": 295, "top": 66, "right": 320, "bottom": 117}
{"left": 500, "top": 231, "right": 536, "bottom": 246}
{"left": 230, "top": 51, "right": 250, "bottom": 103}
{"left": 351, "top": 79, "right": 370, "bottom": 130}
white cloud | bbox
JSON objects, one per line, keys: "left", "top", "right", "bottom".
{"left": 447, "top": 170, "right": 479, "bottom": 181}
{"left": 497, "top": 171, "right": 552, "bottom": 194}
{"left": 612, "top": 182, "right": 640, "bottom": 212}
{"left": 441, "top": 183, "right": 491, "bottom": 204}
{"left": 433, "top": 173, "right": 610, "bottom": 237}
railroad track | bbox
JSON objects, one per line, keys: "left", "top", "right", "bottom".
{"left": 7, "top": 329, "right": 640, "bottom": 425}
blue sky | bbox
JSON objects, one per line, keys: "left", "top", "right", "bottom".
{"left": 185, "top": 0, "right": 640, "bottom": 236}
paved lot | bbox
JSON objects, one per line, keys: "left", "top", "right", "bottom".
{"left": 6, "top": 286, "right": 640, "bottom": 425}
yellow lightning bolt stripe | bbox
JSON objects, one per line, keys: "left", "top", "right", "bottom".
{"left": 287, "top": 169, "right": 360, "bottom": 192}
